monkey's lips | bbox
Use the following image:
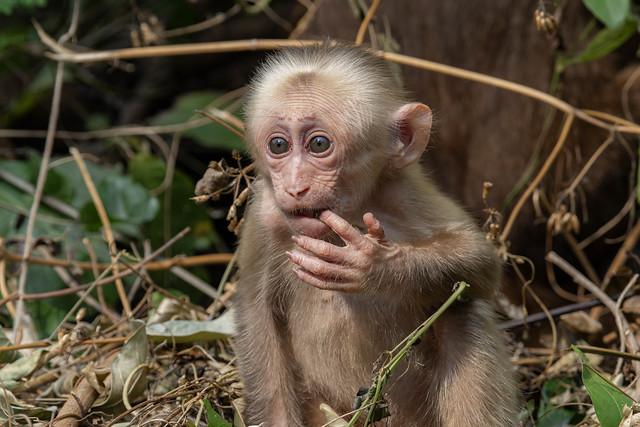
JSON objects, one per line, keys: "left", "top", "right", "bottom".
{"left": 284, "top": 208, "right": 330, "bottom": 237}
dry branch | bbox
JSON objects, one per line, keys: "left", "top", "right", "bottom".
{"left": 547, "top": 251, "right": 640, "bottom": 392}
{"left": 1, "top": 251, "right": 233, "bottom": 270}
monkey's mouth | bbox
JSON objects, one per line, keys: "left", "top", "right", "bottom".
{"left": 287, "top": 207, "right": 325, "bottom": 219}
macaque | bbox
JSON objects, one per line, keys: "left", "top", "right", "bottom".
{"left": 233, "top": 44, "right": 518, "bottom": 426}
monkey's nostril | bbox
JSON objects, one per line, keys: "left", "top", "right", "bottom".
{"left": 288, "top": 187, "right": 310, "bottom": 199}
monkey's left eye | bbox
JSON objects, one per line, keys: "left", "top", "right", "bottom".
{"left": 268, "top": 137, "right": 290, "bottom": 155}
{"left": 308, "top": 136, "right": 332, "bottom": 154}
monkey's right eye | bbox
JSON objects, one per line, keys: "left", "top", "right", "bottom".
{"left": 268, "top": 137, "right": 290, "bottom": 155}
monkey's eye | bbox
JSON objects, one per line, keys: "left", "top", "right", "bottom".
{"left": 308, "top": 136, "right": 331, "bottom": 154}
{"left": 268, "top": 137, "right": 290, "bottom": 155}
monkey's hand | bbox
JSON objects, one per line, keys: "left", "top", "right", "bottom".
{"left": 287, "top": 210, "right": 401, "bottom": 293}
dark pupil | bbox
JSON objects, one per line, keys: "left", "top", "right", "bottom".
{"left": 309, "top": 136, "right": 330, "bottom": 153}
{"left": 269, "top": 137, "right": 289, "bottom": 154}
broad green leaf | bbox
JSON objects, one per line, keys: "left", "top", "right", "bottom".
{"left": 573, "top": 346, "right": 635, "bottom": 427}
{"left": 78, "top": 172, "right": 159, "bottom": 237}
{"left": 204, "top": 399, "right": 232, "bottom": 427}
{"left": 583, "top": 0, "right": 630, "bottom": 28}
{"left": 129, "top": 153, "right": 166, "bottom": 191}
{"left": 150, "top": 91, "right": 244, "bottom": 150}
{"left": 26, "top": 265, "right": 74, "bottom": 337}
{"left": 146, "top": 309, "right": 235, "bottom": 343}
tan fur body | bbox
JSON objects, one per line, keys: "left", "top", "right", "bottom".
{"left": 233, "top": 45, "right": 518, "bottom": 426}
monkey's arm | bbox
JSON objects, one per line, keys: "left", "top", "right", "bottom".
{"left": 288, "top": 210, "right": 499, "bottom": 300}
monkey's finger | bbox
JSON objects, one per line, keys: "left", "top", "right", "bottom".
{"left": 363, "top": 212, "right": 385, "bottom": 240}
{"left": 292, "top": 235, "right": 353, "bottom": 264}
{"left": 292, "top": 267, "right": 361, "bottom": 293}
{"left": 287, "top": 250, "right": 359, "bottom": 282}
{"left": 319, "top": 210, "right": 365, "bottom": 246}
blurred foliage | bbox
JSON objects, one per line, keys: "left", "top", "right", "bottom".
{"left": 535, "top": 378, "right": 579, "bottom": 427}
{"left": 0, "top": 0, "right": 47, "bottom": 15}
{"left": 0, "top": 0, "right": 259, "bottom": 337}
{"left": 558, "top": 0, "right": 638, "bottom": 72}
{"left": 583, "top": 0, "right": 630, "bottom": 28}
{"left": 150, "top": 91, "right": 244, "bottom": 151}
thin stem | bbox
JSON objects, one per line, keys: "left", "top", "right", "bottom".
{"left": 355, "top": 0, "right": 381, "bottom": 46}
{"left": 70, "top": 147, "right": 132, "bottom": 316}
{"left": 501, "top": 113, "right": 575, "bottom": 241}
{"left": 347, "top": 282, "right": 469, "bottom": 426}
{"left": 13, "top": 61, "right": 65, "bottom": 342}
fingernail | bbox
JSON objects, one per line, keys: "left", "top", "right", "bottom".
{"left": 291, "top": 235, "right": 299, "bottom": 243}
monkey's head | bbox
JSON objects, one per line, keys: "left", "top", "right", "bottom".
{"left": 244, "top": 44, "right": 432, "bottom": 238}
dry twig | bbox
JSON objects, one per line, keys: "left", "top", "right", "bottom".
{"left": 354, "top": 0, "right": 381, "bottom": 46}
{"left": 70, "top": 147, "right": 131, "bottom": 316}
{"left": 547, "top": 251, "right": 640, "bottom": 392}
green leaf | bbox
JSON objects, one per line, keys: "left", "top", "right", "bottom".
{"left": 572, "top": 346, "right": 635, "bottom": 427}
{"left": 559, "top": 18, "right": 636, "bottom": 71}
{"left": 26, "top": 265, "right": 74, "bottom": 337}
{"left": 150, "top": 91, "right": 244, "bottom": 150}
{"left": 78, "top": 170, "right": 159, "bottom": 237}
{"left": 0, "top": 0, "right": 47, "bottom": 15}
{"left": 145, "top": 169, "right": 218, "bottom": 255}
{"left": 0, "top": 330, "right": 18, "bottom": 364}
{"left": 582, "top": 0, "right": 630, "bottom": 28}
{"left": 537, "top": 378, "right": 576, "bottom": 427}
{"left": 129, "top": 153, "right": 166, "bottom": 191}
{"left": 537, "top": 407, "right": 574, "bottom": 427}
{"left": 204, "top": 399, "right": 232, "bottom": 427}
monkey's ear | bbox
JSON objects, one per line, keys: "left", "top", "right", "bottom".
{"left": 391, "top": 103, "right": 432, "bottom": 169}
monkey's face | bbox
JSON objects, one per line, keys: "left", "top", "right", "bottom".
{"left": 247, "top": 69, "right": 432, "bottom": 239}
{"left": 253, "top": 107, "right": 348, "bottom": 238}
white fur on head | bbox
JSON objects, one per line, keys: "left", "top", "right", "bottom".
{"left": 244, "top": 43, "right": 406, "bottom": 152}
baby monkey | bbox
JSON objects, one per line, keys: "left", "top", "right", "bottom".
{"left": 234, "top": 44, "right": 518, "bottom": 426}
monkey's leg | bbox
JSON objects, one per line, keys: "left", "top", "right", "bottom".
{"left": 433, "top": 301, "right": 519, "bottom": 427}
{"left": 234, "top": 295, "right": 303, "bottom": 427}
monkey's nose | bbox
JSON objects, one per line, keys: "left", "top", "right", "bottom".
{"left": 287, "top": 186, "right": 310, "bottom": 199}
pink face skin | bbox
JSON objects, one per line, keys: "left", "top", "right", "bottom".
{"left": 256, "top": 110, "right": 342, "bottom": 238}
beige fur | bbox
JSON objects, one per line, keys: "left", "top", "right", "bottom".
{"left": 233, "top": 44, "right": 519, "bottom": 426}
